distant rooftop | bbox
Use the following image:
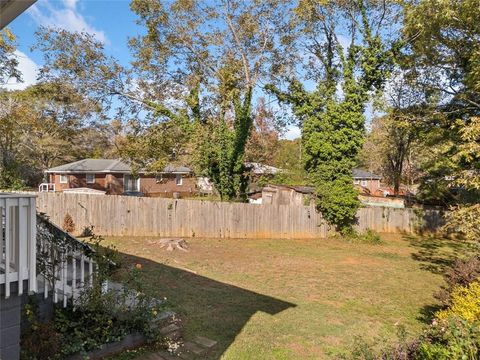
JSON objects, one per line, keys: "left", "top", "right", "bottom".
{"left": 46, "top": 159, "right": 192, "bottom": 174}
{"left": 245, "top": 162, "right": 281, "bottom": 175}
{"left": 352, "top": 169, "right": 381, "bottom": 180}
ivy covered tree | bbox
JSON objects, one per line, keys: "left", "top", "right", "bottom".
{"left": 129, "top": 0, "right": 292, "bottom": 200}
{"left": 268, "top": 0, "right": 398, "bottom": 233}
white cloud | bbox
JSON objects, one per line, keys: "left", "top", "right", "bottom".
{"left": 27, "top": 0, "right": 107, "bottom": 43}
{"left": 282, "top": 125, "right": 301, "bottom": 140}
{"left": 4, "top": 51, "right": 39, "bottom": 91}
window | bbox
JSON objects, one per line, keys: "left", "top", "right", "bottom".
{"left": 361, "top": 180, "right": 368, "bottom": 187}
{"left": 354, "top": 179, "right": 360, "bottom": 185}
{"left": 124, "top": 174, "right": 140, "bottom": 192}
{"left": 155, "top": 173, "right": 163, "bottom": 183}
{"left": 60, "top": 175, "right": 68, "bottom": 184}
{"left": 86, "top": 173, "right": 95, "bottom": 184}
{"left": 175, "top": 174, "right": 183, "bottom": 186}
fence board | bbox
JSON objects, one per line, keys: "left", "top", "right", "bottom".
{"left": 36, "top": 193, "right": 444, "bottom": 239}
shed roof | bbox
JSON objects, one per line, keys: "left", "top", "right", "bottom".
{"left": 46, "top": 159, "right": 192, "bottom": 174}
{"left": 245, "top": 162, "right": 281, "bottom": 175}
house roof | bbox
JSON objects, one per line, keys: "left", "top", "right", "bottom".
{"left": 353, "top": 168, "right": 381, "bottom": 180}
{"left": 46, "top": 159, "right": 192, "bottom": 174}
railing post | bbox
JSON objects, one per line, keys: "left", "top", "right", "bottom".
{"left": 4, "top": 198, "right": 12, "bottom": 298}
{"left": 29, "top": 197, "right": 37, "bottom": 293}
{"left": 17, "top": 197, "right": 29, "bottom": 296}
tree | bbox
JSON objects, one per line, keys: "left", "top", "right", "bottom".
{"left": 0, "top": 93, "right": 28, "bottom": 188}
{"left": 33, "top": 0, "right": 292, "bottom": 200}
{"left": 400, "top": 0, "right": 480, "bottom": 206}
{"left": 442, "top": 117, "right": 480, "bottom": 243}
{"left": 361, "top": 114, "right": 417, "bottom": 195}
{"left": 0, "top": 28, "right": 21, "bottom": 86}
{"left": 0, "top": 82, "right": 103, "bottom": 188}
{"left": 360, "top": 71, "right": 428, "bottom": 195}
{"left": 129, "top": 0, "right": 292, "bottom": 200}
{"left": 268, "top": 0, "right": 399, "bottom": 233}
{"left": 245, "top": 98, "right": 281, "bottom": 165}
{"left": 402, "top": 0, "right": 480, "bottom": 115}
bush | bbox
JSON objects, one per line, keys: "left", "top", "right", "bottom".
{"left": 435, "top": 280, "right": 480, "bottom": 322}
{"left": 21, "top": 298, "right": 62, "bottom": 360}
{"left": 62, "top": 213, "right": 75, "bottom": 233}
{"left": 435, "top": 256, "right": 480, "bottom": 306}
{"left": 343, "top": 318, "right": 480, "bottom": 360}
{"left": 418, "top": 317, "right": 480, "bottom": 360}
{"left": 442, "top": 204, "right": 480, "bottom": 243}
{"left": 20, "top": 322, "right": 62, "bottom": 360}
{"left": 344, "top": 326, "right": 419, "bottom": 360}
{"left": 31, "top": 269, "right": 164, "bottom": 359}
{"left": 344, "top": 229, "right": 383, "bottom": 245}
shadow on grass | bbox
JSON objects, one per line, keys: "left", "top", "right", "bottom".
{"left": 403, "top": 234, "right": 465, "bottom": 275}
{"left": 114, "top": 252, "right": 296, "bottom": 359}
{"left": 403, "top": 233, "right": 468, "bottom": 324}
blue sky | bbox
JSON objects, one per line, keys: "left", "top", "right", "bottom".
{"left": 6, "top": 0, "right": 303, "bottom": 139}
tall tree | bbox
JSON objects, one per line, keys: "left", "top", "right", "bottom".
{"left": 401, "top": 0, "right": 480, "bottom": 205}
{"left": 401, "top": 0, "right": 480, "bottom": 235}
{"left": 0, "top": 83, "right": 102, "bottom": 188}
{"left": 129, "top": 0, "right": 292, "bottom": 199}
{"left": 268, "top": 0, "right": 399, "bottom": 233}
{"left": 361, "top": 113, "right": 419, "bottom": 195}
{"left": 245, "top": 98, "right": 281, "bottom": 165}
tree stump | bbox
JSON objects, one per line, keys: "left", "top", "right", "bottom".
{"left": 150, "top": 238, "right": 189, "bottom": 252}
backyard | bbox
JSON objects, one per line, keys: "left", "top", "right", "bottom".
{"left": 104, "top": 234, "right": 465, "bottom": 360}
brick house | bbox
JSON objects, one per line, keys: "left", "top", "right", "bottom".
{"left": 42, "top": 159, "right": 196, "bottom": 197}
{"left": 353, "top": 169, "right": 382, "bottom": 195}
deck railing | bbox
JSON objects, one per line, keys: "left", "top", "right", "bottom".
{"left": 0, "top": 193, "right": 37, "bottom": 298}
{"left": 37, "top": 215, "right": 98, "bottom": 307}
{"left": 38, "top": 183, "right": 55, "bottom": 192}
{"left": 1, "top": 193, "right": 97, "bottom": 305}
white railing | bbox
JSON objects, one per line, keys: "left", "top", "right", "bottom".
{"left": 1, "top": 193, "right": 97, "bottom": 306}
{"left": 37, "top": 216, "right": 98, "bottom": 307}
{"left": 0, "top": 193, "right": 37, "bottom": 298}
{"left": 38, "top": 183, "right": 55, "bottom": 192}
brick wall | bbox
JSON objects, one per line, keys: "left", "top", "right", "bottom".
{"left": 140, "top": 174, "right": 196, "bottom": 197}
{"left": 354, "top": 179, "right": 381, "bottom": 194}
{"left": 49, "top": 173, "right": 197, "bottom": 197}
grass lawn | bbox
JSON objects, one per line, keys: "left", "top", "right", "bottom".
{"left": 104, "top": 234, "right": 465, "bottom": 360}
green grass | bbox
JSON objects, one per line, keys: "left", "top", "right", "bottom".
{"left": 104, "top": 234, "right": 465, "bottom": 359}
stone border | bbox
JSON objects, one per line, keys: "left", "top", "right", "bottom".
{"left": 68, "top": 333, "right": 146, "bottom": 360}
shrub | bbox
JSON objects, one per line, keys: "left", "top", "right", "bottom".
{"left": 442, "top": 204, "right": 480, "bottom": 243}
{"left": 435, "top": 256, "right": 480, "bottom": 306}
{"left": 342, "top": 326, "right": 419, "bottom": 360}
{"left": 435, "top": 280, "right": 480, "bottom": 322}
{"left": 344, "top": 229, "right": 383, "bottom": 245}
{"left": 344, "top": 318, "right": 480, "bottom": 360}
{"left": 20, "top": 321, "right": 62, "bottom": 360}
{"left": 21, "top": 297, "right": 62, "bottom": 360}
{"left": 418, "top": 317, "right": 480, "bottom": 360}
{"left": 52, "top": 269, "right": 166, "bottom": 357}
{"left": 62, "top": 213, "right": 75, "bottom": 233}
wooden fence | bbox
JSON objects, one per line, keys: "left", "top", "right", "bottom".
{"left": 35, "top": 193, "right": 445, "bottom": 239}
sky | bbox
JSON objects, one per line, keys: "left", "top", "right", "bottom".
{"left": 5, "top": 0, "right": 303, "bottom": 139}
